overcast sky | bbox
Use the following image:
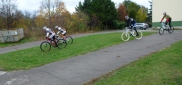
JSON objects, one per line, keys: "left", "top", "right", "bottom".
{"left": 16, "top": 0, "right": 151, "bottom": 13}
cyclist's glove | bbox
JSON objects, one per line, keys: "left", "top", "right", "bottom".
{"left": 46, "top": 37, "right": 50, "bottom": 40}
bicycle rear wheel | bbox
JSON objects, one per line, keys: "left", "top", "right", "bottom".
{"left": 57, "top": 39, "right": 67, "bottom": 48}
{"left": 159, "top": 27, "right": 164, "bottom": 35}
{"left": 121, "top": 32, "right": 130, "bottom": 41}
{"left": 168, "top": 26, "right": 174, "bottom": 34}
{"left": 134, "top": 30, "right": 143, "bottom": 39}
{"left": 65, "top": 36, "right": 73, "bottom": 44}
{"left": 40, "top": 41, "right": 51, "bottom": 52}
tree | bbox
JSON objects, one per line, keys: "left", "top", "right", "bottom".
{"left": 54, "top": 1, "right": 69, "bottom": 27}
{"left": 118, "top": 4, "right": 127, "bottom": 21}
{"left": 0, "top": 0, "right": 19, "bottom": 30}
{"left": 136, "top": 7, "right": 147, "bottom": 22}
{"left": 147, "top": 0, "right": 152, "bottom": 27}
{"left": 65, "top": 10, "right": 89, "bottom": 33}
{"left": 76, "top": 0, "right": 118, "bottom": 30}
{"left": 123, "top": 0, "right": 140, "bottom": 19}
{"left": 39, "top": 0, "right": 69, "bottom": 28}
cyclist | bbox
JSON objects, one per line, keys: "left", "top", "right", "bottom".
{"left": 160, "top": 12, "right": 172, "bottom": 29}
{"left": 43, "top": 26, "right": 58, "bottom": 47}
{"left": 125, "top": 16, "right": 139, "bottom": 36}
{"left": 55, "top": 26, "right": 66, "bottom": 39}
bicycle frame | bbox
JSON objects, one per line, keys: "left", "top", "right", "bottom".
{"left": 161, "top": 22, "right": 170, "bottom": 29}
{"left": 121, "top": 27, "right": 142, "bottom": 41}
{"left": 47, "top": 39, "right": 56, "bottom": 47}
{"left": 125, "top": 27, "right": 135, "bottom": 36}
{"left": 159, "top": 22, "right": 174, "bottom": 35}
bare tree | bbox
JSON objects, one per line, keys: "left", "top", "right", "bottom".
{"left": 41, "top": 0, "right": 56, "bottom": 27}
{"left": 40, "top": 0, "right": 67, "bottom": 28}
{"left": 0, "top": 0, "right": 18, "bottom": 30}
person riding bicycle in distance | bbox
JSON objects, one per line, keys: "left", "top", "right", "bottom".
{"left": 160, "top": 12, "right": 172, "bottom": 29}
{"left": 55, "top": 26, "right": 66, "bottom": 39}
{"left": 125, "top": 16, "right": 139, "bottom": 36}
{"left": 43, "top": 26, "right": 58, "bottom": 47}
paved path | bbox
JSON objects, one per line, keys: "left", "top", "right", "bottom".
{"left": 0, "top": 30, "right": 182, "bottom": 85}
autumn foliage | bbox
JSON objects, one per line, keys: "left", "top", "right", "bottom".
{"left": 0, "top": 0, "right": 149, "bottom": 39}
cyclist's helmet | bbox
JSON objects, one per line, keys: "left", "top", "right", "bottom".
{"left": 125, "top": 16, "right": 129, "bottom": 19}
{"left": 43, "top": 26, "right": 47, "bottom": 30}
{"left": 163, "top": 12, "right": 166, "bottom": 15}
{"left": 55, "top": 26, "right": 59, "bottom": 29}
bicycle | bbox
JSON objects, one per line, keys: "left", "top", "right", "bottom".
{"left": 56, "top": 35, "right": 73, "bottom": 45}
{"left": 121, "top": 27, "right": 143, "bottom": 41}
{"left": 40, "top": 38, "right": 67, "bottom": 52}
{"left": 159, "top": 22, "right": 174, "bottom": 35}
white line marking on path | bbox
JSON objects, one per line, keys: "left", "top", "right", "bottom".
{"left": 0, "top": 71, "right": 6, "bottom": 75}
{"left": 4, "top": 75, "right": 29, "bottom": 85}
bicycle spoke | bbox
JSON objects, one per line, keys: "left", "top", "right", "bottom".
{"left": 66, "top": 36, "right": 73, "bottom": 44}
{"left": 135, "top": 30, "right": 142, "bottom": 39}
{"left": 40, "top": 41, "right": 51, "bottom": 52}
{"left": 57, "top": 39, "right": 67, "bottom": 49}
{"left": 159, "top": 27, "right": 164, "bottom": 35}
{"left": 121, "top": 32, "right": 130, "bottom": 41}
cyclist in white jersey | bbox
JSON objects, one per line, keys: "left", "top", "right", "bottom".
{"left": 43, "top": 26, "right": 57, "bottom": 47}
{"left": 55, "top": 26, "right": 66, "bottom": 39}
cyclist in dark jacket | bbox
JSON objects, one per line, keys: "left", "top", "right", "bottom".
{"left": 125, "top": 16, "right": 139, "bottom": 36}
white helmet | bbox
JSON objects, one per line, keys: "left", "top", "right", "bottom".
{"left": 55, "top": 26, "right": 59, "bottom": 29}
{"left": 163, "top": 12, "right": 166, "bottom": 15}
{"left": 125, "top": 16, "right": 129, "bottom": 19}
{"left": 43, "top": 26, "right": 47, "bottom": 30}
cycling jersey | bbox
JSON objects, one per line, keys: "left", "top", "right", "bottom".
{"left": 161, "top": 15, "right": 171, "bottom": 23}
{"left": 57, "top": 27, "right": 66, "bottom": 35}
{"left": 45, "top": 28, "right": 55, "bottom": 39}
{"left": 126, "top": 18, "right": 136, "bottom": 28}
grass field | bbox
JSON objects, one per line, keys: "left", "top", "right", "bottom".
{"left": 84, "top": 40, "right": 182, "bottom": 85}
{"left": 0, "top": 32, "right": 155, "bottom": 71}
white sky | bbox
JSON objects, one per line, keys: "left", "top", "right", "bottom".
{"left": 16, "top": 0, "right": 151, "bottom": 13}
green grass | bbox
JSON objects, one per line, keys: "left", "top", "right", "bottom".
{"left": 0, "top": 38, "right": 38, "bottom": 48}
{"left": 0, "top": 32, "right": 155, "bottom": 71}
{"left": 85, "top": 40, "right": 182, "bottom": 85}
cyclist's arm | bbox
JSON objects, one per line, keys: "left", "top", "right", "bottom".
{"left": 57, "top": 30, "right": 60, "bottom": 35}
{"left": 46, "top": 32, "right": 49, "bottom": 38}
{"left": 126, "top": 19, "right": 130, "bottom": 27}
{"left": 160, "top": 16, "right": 165, "bottom": 22}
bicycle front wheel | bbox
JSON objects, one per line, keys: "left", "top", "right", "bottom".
{"left": 57, "top": 39, "right": 67, "bottom": 49}
{"left": 168, "top": 26, "right": 174, "bottom": 34}
{"left": 40, "top": 41, "right": 51, "bottom": 52}
{"left": 65, "top": 36, "right": 73, "bottom": 44}
{"left": 134, "top": 30, "right": 143, "bottom": 39}
{"left": 121, "top": 32, "right": 130, "bottom": 41}
{"left": 159, "top": 27, "right": 164, "bottom": 35}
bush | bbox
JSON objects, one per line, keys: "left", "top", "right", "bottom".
{"left": 24, "top": 28, "right": 45, "bottom": 39}
{"left": 113, "top": 20, "right": 126, "bottom": 29}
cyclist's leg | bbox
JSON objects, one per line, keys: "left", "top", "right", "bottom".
{"left": 133, "top": 23, "right": 139, "bottom": 36}
{"left": 62, "top": 32, "right": 67, "bottom": 39}
{"left": 60, "top": 33, "right": 66, "bottom": 40}
{"left": 169, "top": 18, "right": 172, "bottom": 28}
{"left": 50, "top": 33, "right": 57, "bottom": 47}
{"left": 52, "top": 36, "right": 58, "bottom": 47}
